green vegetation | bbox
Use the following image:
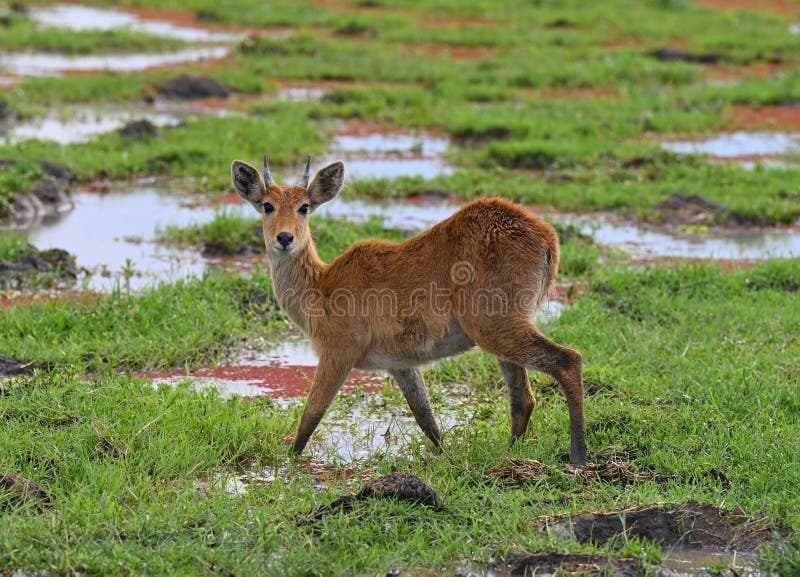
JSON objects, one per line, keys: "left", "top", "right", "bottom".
{"left": 2, "top": 0, "right": 800, "bottom": 574}
{"left": 2, "top": 262, "right": 798, "bottom": 575}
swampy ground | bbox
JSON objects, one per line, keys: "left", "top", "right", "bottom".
{"left": 1, "top": 1, "right": 800, "bottom": 576}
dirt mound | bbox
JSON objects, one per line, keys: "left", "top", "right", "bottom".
{"left": 119, "top": 119, "right": 159, "bottom": 140}
{"left": 0, "top": 244, "right": 79, "bottom": 289}
{"left": 0, "top": 159, "right": 74, "bottom": 225}
{"left": 0, "top": 99, "right": 14, "bottom": 121}
{"left": 155, "top": 75, "right": 231, "bottom": 100}
{"left": 1, "top": 474, "right": 49, "bottom": 507}
{"left": 493, "top": 552, "right": 643, "bottom": 577}
{"left": 647, "top": 48, "right": 727, "bottom": 65}
{"left": 653, "top": 193, "right": 751, "bottom": 226}
{"left": 302, "top": 473, "right": 439, "bottom": 527}
{"left": 0, "top": 355, "right": 43, "bottom": 376}
{"left": 548, "top": 500, "right": 773, "bottom": 551}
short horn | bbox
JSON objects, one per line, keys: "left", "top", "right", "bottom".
{"left": 263, "top": 153, "right": 274, "bottom": 187}
{"left": 299, "top": 155, "right": 311, "bottom": 188}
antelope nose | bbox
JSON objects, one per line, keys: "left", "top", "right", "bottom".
{"left": 276, "top": 232, "right": 294, "bottom": 247}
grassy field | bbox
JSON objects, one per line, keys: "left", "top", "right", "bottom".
{"left": 1, "top": 0, "right": 800, "bottom": 576}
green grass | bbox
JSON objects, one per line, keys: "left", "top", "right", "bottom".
{"left": 0, "top": 271, "right": 283, "bottom": 372}
{"left": 1, "top": 261, "right": 798, "bottom": 575}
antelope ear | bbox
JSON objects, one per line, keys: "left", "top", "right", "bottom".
{"left": 231, "top": 160, "right": 265, "bottom": 211}
{"left": 307, "top": 161, "right": 345, "bottom": 209}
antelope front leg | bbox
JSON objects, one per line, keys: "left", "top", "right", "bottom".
{"left": 389, "top": 368, "right": 442, "bottom": 448}
{"left": 291, "top": 356, "right": 352, "bottom": 455}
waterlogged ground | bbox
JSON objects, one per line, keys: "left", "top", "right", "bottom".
{"left": 1, "top": 1, "right": 800, "bottom": 576}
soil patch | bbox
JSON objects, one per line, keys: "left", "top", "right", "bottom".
{"left": 0, "top": 355, "right": 43, "bottom": 377}
{"left": 547, "top": 500, "right": 773, "bottom": 551}
{"left": 647, "top": 47, "right": 728, "bottom": 65}
{"left": 728, "top": 103, "right": 800, "bottom": 130}
{"left": 302, "top": 473, "right": 439, "bottom": 526}
{"left": 0, "top": 159, "right": 73, "bottom": 225}
{"left": 118, "top": 119, "right": 160, "bottom": 140}
{"left": 155, "top": 74, "right": 231, "bottom": 100}
{"left": 0, "top": 473, "right": 49, "bottom": 507}
{"left": 0, "top": 99, "right": 14, "bottom": 121}
{"left": 694, "top": 0, "right": 800, "bottom": 17}
{"left": 652, "top": 193, "right": 752, "bottom": 226}
{"left": 0, "top": 244, "right": 79, "bottom": 289}
{"left": 492, "top": 552, "right": 643, "bottom": 577}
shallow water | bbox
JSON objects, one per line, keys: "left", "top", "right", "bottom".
{"left": 326, "top": 130, "right": 455, "bottom": 179}
{"left": 3, "top": 108, "right": 182, "bottom": 145}
{"left": 0, "top": 46, "right": 229, "bottom": 76}
{"left": 19, "top": 185, "right": 800, "bottom": 293}
{"left": 27, "top": 186, "right": 212, "bottom": 291}
{"left": 29, "top": 4, "right": 245, "bottom": 43}
{"left": 662, "top": 131, "right": 800, "bottom": 157}
{"left": 563, "top": 213, "right": 800, "bottom": 259}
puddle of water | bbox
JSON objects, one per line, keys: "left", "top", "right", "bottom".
{"left": 662, "top": 131, "right": 800, "bottom": 158}
{"left": 3, "top": 108, "right": 182, "bottom": 145}
{"left": 326, "top": 130, "right": 455, "bottom": 180}
{"left": 558, "top": 213, "right": 800, "bottom": 259}
{"left": 29, "top": 4, "right": 245, "bottom": 43}
{"left": 662, "top": 546, "right": 761, "bottom": 577}
{"left": 276, "top": 87, "right": 329, "bottom": 102}
{"left": 0, "top": 46, "right": 230, "bottom": 76}
{"left": 790, "top": 23, "right": 800, "bottom": 35}
{"left": 26, "top": 186, "right": 217, "bottom": 291}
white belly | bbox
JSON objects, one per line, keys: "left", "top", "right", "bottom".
{"left": 356, "top": 322, "right": 475, "bottom": 370}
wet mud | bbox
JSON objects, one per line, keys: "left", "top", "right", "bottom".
{"left": 155, "top": 74, "right": 231, "bottom": 100}
{"left": 0, "top": 473, "right": 49, "bottom": 507}
{"left": 1, "top": 159, "right": 73, "bottom": 227}
{"left": 652, "top": 193, "right": 752, "bottom": 226}
{"left": 0, "top": 355, "right": 43, "bottom": 377}
{"left": 547, "top": 501, "right": 774, "bottom": 551}
{"left": 301, "top": 472, "right": 439, "bottom": 527}
{"left": 0, "top": 243, "right": 79, "bottom": 289}
{"left": 647, "top": 48, "right": 727, "bottom": 65}
{"left": 492, "top": 552, "right": 643, "bottom": 577}
{"left": 118, "top": 119, "right": 160, "bottom": 140}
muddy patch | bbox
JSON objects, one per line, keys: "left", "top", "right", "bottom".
{"left": 302, "top": 472, "right": 439, "bottom": 526}
{"left": 647, "top": 48, "right": 727, "bottom": 65}
{"left": 729, "top": 103, "right": 800, "bottom": 131}
{"left": 0, "top": 355, "right": 43, "bottom": 377}
{"left": 547, "top": 501, "right": 774, "bottom": 551}
{"left": 652, "top": 193, "right": 752, "bottom": 226}
{"left": 155, "top": 74, "right": 231, "bottom": 100}
{"left": 492, "top": 552, "right": 643, "bottom": 577}
{"left": 1, "top": 159, "right": 74, "bottom": 227}
{"left": 0, "top": 473, "right": 49, "bottom": 507}
{"left": 118, "top": 119, "right": 160, "bottom": 141}
{"left": 0, "top": 243, "right": 79, "bottom": 289}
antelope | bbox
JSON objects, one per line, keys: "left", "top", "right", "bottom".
{"left": 231, "top": 155, "right": 587, "bottom": 466}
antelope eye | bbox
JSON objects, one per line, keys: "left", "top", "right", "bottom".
{"left": 298, "top": 203, "right": 311, "bottom": 215}
{"left": 263, "top": 202, "right": 275, "bottom": 214}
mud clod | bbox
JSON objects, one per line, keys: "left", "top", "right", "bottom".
{"left": 652, "top": 193, "right": 751, "bottom": 226}
{"left": 302, "top": 473, "right": 439, "bottom": 527}
{"left": 493, "top": 552, "right": 643, "bottom": 577}
{"left": 647, "top": 48, "right": 727, "bottom": 65}
{"left": 548, "top": 500, "right": 773, "bottom": 551}
{"left": 0, "top": 473, "right": 49, "bottom": 506}
{"left": 155, "top": 75, "right": 232, "bottom": 100}
{"left": 0, "top": 355, "right": 43, "bottom": 376}
{"left": 0, "top": 244, "right": 79, "bottom": 289}
{"left": 119, "top": 119, "right": 159, "bottom": 140}
{"left": 0, "top": 159, "right": 74, "bottom": 225}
